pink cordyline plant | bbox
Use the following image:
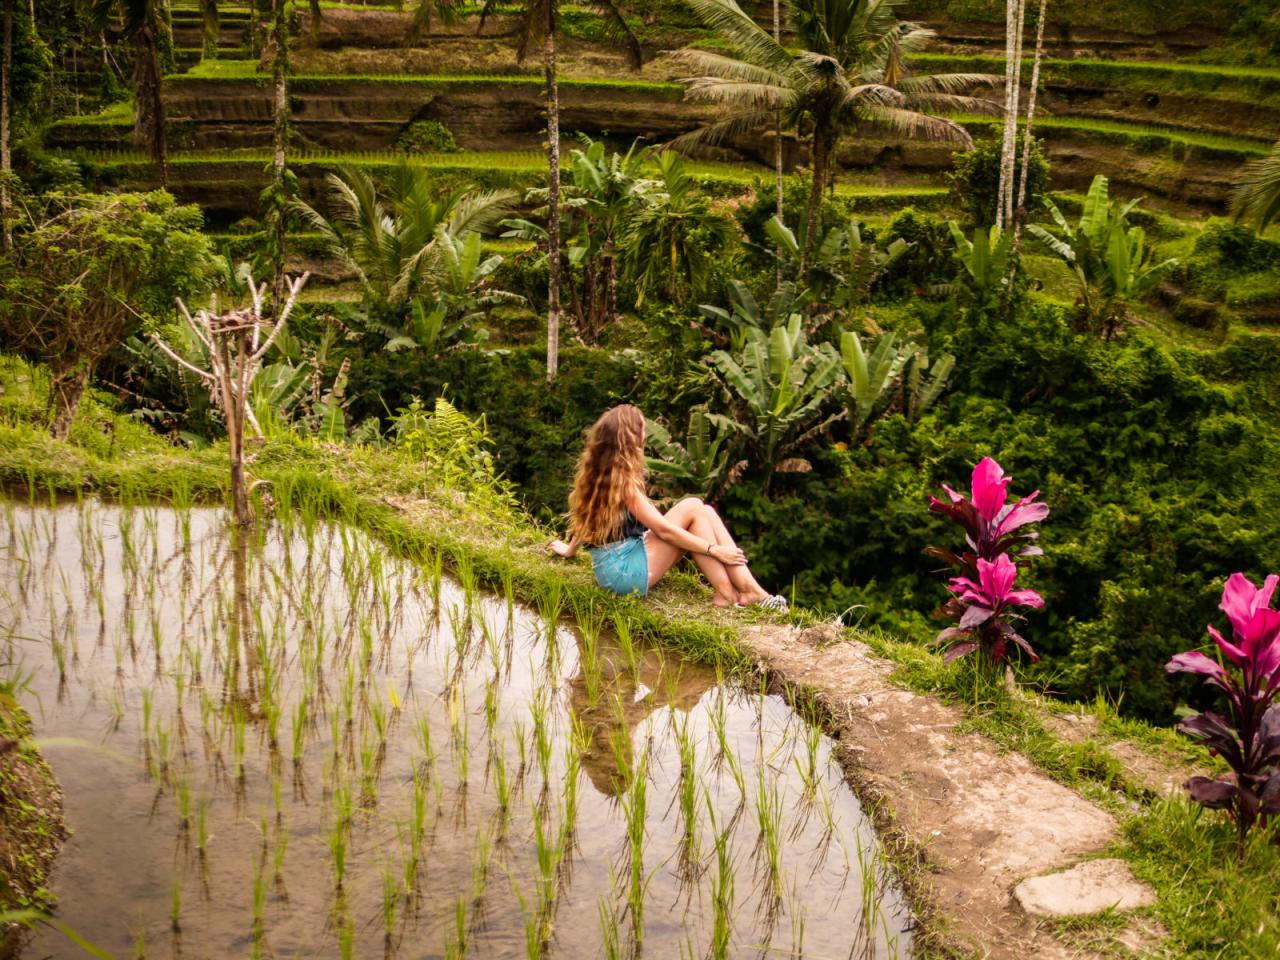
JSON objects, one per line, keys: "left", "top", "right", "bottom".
{"left": 927, "top": 457, "right": 1050, "bottom": 663}
{"left": 1166, "top": 573, "right": 1280, "bottom": 849}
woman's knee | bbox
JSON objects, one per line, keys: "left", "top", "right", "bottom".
{"left": 676, "top": 496, "right": 704, "bottom": 511}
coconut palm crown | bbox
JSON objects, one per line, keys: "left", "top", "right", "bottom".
{"left": 673, "top": 0, "right": 1000, "bottom": 270}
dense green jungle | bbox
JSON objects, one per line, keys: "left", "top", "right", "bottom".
{"left": 1, "top": 0, "right": 1279, "bottom": 955}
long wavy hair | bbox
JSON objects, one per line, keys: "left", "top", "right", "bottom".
{"left": 568, "top": 405, "right": 647, "bottom": 547}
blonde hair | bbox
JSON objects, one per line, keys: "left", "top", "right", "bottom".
{"left": 568, "top": 405, "right": 647, "bottom": 547}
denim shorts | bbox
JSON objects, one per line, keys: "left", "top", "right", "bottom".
{"left": 588, "top": 535, "right": 650, "bottom": 597}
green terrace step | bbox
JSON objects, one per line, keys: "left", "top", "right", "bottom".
{"left": 954, "top": 113, "right": 1271, "bottom": 159}
{"left": 68, "top": 150, "right": 949, "bottom": 224}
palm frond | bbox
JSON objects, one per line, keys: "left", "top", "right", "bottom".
{"left": 1231, "top": 141, "right": 1280, "bottom": 234}
{"left": 896, "top": 72, "right": 1003, "bottom": 95}
{"left": 681, "top": 0, "right": 795, "bottom": 76}
{"left": 680, "top": 79, "right": 792, "bottom": 112}
{"left": 669, "top": 49, "right": 787, "bottom": 86}
{"left": 667, "top": 109, "right": 773, "bottom": 150}
{"left": 860, "top": 106, "right": 974, "bottom": 147}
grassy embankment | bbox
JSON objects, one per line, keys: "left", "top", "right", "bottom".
{"left": 2, "top": 353, "right": 1278, "bottom": 955}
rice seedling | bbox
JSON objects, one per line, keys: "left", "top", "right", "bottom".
{"left": 272, "top": 826, "right": 288, "bottom": 886}
{"left": 444, "top": 896, "right": 469, "bottom": 960}
{"left": 599, "top": 899, "right": 623, "bottom": 960}
{"left": 252, "top": 859, "right": 268, "bottom": 945}
{"left": 754, "top": 766, "right": 785, "bottom": 900}
{"left": 674, "top": 714, "right": 701, "bottom": 870}
{"left": 337, "top": 912, "right": 355, "bottom": 960}
{"left": 176, "top": 778, "right": 192, "bottom": 831}
{"left": 611, "top": 613, "right": 639, "bottom": 679}
{"left": 620, "top": 744, "right": 650, "bottom": 946}
{"left": 707, "top": 798, "right": 734, "bottom": 960}
{"left": 381, "top": 858, "right": 399, "bottom": 948}
{"left": 170, "top": 877, "right": 182, "bottom": 933}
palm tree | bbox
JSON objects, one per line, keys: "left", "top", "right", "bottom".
{"left": 90, "top": 0, "right": 168, "bottom": 184}
{"left": 293, "top": 164, "right": 515, "bottom": 305}
{"left": 2, "top": 0, "right": 12, "bottom": 253}
{"left": 622, "top": 151, "right": 736, "bottom": 307}
{"left": 478, "top": 0, "right": 642, "bottom": 380}
{"left": 1232, "top": 140, "right": 1280, "bottom": 234}
{"left": 673, "top": 0, "right": 998, "bottom": 273}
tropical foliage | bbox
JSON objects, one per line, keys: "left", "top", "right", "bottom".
{"left": 1231, "top": 139, "right": 1280, "bottom": 234}
{"left": 673, "top": 0, "right": 997, "bottom": 268}
{"left": 926, "top": 457, "right": 1050, "bottom": 663}
{"left": 1028, "top": 175, "right": 1179, "bottom": 338}
{"left": 1166, "top": 573, "right": 1280, "bottom": 849}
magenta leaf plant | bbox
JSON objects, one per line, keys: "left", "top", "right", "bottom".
{"left": 926, "top": 457, "right": 1050, "bottom": 663}
{"left": 1165, "top": 573, "right": 1280, "bottom": 848}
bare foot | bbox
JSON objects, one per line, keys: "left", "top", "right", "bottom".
{"left": 736, "top": 590, "right": 770, "bottom": 607}
{"left": 713, "top": 591, "right": 738, "bottom": 608}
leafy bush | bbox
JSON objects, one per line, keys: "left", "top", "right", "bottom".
{"left": 949, "top": 136, "right": 1049, "bottom": 228}
{"left": 395, "top": 120, "right": 461, "bottom": 155}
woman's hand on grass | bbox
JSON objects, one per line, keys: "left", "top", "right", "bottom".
{"left": 549, "top": 539, "right": 576, "bottom": 559}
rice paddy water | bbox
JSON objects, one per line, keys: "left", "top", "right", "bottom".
{"left": 0, "top": 497, "right": 911, "bottom": 958}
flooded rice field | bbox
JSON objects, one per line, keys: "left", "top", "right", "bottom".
{"left": 0, "top": 498, "right": 911, "bottom": 958}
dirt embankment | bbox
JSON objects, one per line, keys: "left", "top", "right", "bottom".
{"left": 740, "top": 621, "right": 1156, "bottom": 960}
{"left": 0, "top": 702, "right": 66, "bottom": 955}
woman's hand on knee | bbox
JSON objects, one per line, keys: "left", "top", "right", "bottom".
{"left": 709, "top": 543, "right": 746, "bottom": 566}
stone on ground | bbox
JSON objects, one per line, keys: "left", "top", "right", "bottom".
{"left": 1013, "top": 858, "right": 1155, "bottom": 918}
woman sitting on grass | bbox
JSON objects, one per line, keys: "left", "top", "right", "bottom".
{"left": 549, "top": 404, "right": 787, "bottom": 611}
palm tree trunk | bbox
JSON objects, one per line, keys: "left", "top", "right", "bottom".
{"left": 271, "top": 0, "right": 288, "bottom": 312}
{"left": 996, "top": 0, "right": 1025, "bottom": 230}
{"left": 772, "top": 0, "right": 783, "bottom": 285}
{"left": 134, "top": 22, "right": 168, "bottom": 187}
{"left": 1, "top": 0, "right": 11, "bottom": 255}
{"left": 800, "top": 121, "right": 829, "bottom": 277}
{"left": 1013, "top": 0, "right": 1047, "bottom": 238}
{"left": 544, "top": 7, "right": 562, "bottom": 381}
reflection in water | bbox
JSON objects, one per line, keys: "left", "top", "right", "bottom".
{"left": 0, "top": 498, "right": 911, "bottom": 959}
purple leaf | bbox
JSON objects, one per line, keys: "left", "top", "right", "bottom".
{"left": 959, "top": 605, "right": 994, "bottom": 630}
{"left": 942, "top": 641, "right": 978, "bottom": 663}
{"left": 1185, "top": 776, "right": 1237, "bottom": 810}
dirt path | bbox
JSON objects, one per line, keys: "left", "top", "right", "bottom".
{"left": 740, "top": 622, "right": 1140, "bottom": 959}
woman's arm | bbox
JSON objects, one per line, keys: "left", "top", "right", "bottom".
{"left": 549, "top": 535, "right": 580, "bottom": 559}
{"left": 625, "top": 488, "right": 746, "bottom": 565}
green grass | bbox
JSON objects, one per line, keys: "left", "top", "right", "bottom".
{"left": 954, "top": 113, "right": 1272, "bottom": 157}
{"left": 68, "top": 148, "right": 950, "bottom": 204}
{"left": 172, "top": 59, "right": 686, "bottom": 97}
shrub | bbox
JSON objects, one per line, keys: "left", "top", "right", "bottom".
{"left": 395, "top": 120, "right": 461, "bottom": 155}
{"left": 949, "top": 136, "right": 1049, "bottom": 228}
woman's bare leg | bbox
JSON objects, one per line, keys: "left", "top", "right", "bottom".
{"left": 646, "top": 497, "right": 738, "bottom": 606}
{"left": 696, "top": 503, "right": 769, "bottom": 603}
{"left": 645, "top": 531, "right": 737, "bottom": 606}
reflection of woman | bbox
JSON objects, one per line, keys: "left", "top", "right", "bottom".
{"left": 550, "top": 404, "right": 786, "bottom": 611}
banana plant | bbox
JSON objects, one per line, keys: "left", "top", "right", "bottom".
{"left": 1027, "top": 175, "right": 1178, "bottom": 338}
{"left": 764, "top": 215, "right": 909, "bottom": 311}
{"left": 645, "top": 406, "right": 740, "bottom": 499}
{"left": 709, "top": 315, "right": 843, "bottom": 486}
{"left": 840, "top": 331, "right": 956, "bottom": 440}
{"left": 902, "top": 349, "right": 956, "bottom": 423}
{"left": 935, "top": 221, "right": 1015, "bottom": 305}
{"left": 697, "top": 279, "right": 812, "bottom": 349}
{"left": 840, "top": 330, "right": 909, "bottom": 441}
